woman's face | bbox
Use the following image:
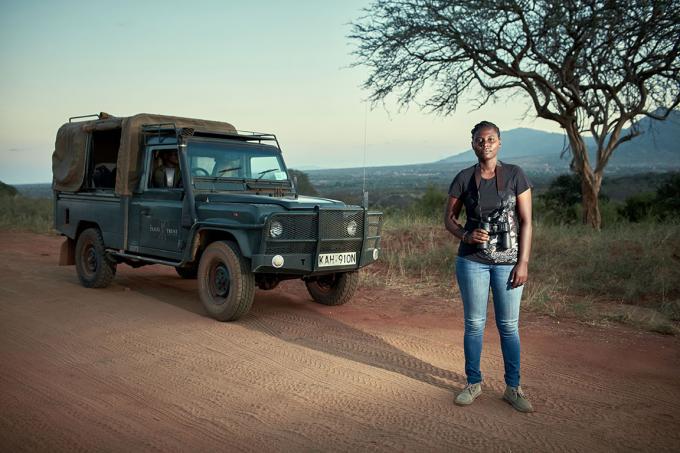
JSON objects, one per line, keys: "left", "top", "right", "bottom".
{"left": 472, "top": 126, "right": 501, "bottom": 162}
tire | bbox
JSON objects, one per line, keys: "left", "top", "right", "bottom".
{"left": 197, "top": 241, "right": 255, "bottom": 321}
{"left": 305, "top": 272, "right": 359, "bottom": 306}
{"left": 175, "top": 263, "right": 198, "bottom": 279}
{"left": 75, "top": 228, "right": 116, "bottom": 288}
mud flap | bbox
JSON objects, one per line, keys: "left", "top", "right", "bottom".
{"left": 59, "top": 238, "right": 75, "bottom": 265}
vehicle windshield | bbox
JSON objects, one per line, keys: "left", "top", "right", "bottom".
{"left": 187, "top": 140, "right": 289, "bottom": 182}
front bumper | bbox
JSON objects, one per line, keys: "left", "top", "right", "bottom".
{"left": 251, "top": 208, "right": 382, "bottom": 274}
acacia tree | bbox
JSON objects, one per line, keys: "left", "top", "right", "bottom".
{"left": 350, "top": 0, "right": 680, "bottom": 229}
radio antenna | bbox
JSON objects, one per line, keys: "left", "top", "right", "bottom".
{"left": 362, "top": 101, "right": 368, "bottom": 208}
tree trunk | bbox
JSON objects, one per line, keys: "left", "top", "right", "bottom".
{"left": 581, "top": 173, "right": 602, "bottom": 230}
{"left": 565, "top": 125, "right": 603, "bottom": 230}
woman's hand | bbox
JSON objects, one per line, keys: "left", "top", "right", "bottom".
{"left": 465, "top": 228, "right": 489, "bottom": 244}
{"left": 510, "top": 261, "right": 528, "bottom": 288}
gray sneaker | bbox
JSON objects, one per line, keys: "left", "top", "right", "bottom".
{"left": 455, "top": 383, "right": 482, "bottom": 406}
{"left": 503, "top": 385, "right": 534, "bottom": 413}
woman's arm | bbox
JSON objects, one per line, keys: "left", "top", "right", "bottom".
{"left": 444, "top": 196, "right": 467, "bottom": 240}
{"left": 444, "top": 197, "right": 488, "bottom": 245}
{"left": 511, "top": 188, "right": 532, "bottom": 287}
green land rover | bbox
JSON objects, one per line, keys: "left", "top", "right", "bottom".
{"left": 53, "top": 113, "right": 383, "bottom": 321}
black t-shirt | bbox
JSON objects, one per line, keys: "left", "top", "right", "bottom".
{"left": 448, "top": 162, "right": 532, "bottom": 264}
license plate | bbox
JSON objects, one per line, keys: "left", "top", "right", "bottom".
{"left": 317, "top": 252, "right": 357, "bottom": 268}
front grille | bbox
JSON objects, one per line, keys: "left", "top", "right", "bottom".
{"left": 272, "top": 214, "right": 317, "bottom": 240}
{"left": 264, "top": 209, "right": 365, "bottom": 256}
{"left": 319, "top": 210, "right": 364, "bottom": 239}
{"left": 266, "top": 241, "right": 316, "bottom": 254}
{"left": 319, "top": 239, "right": 363, "bottom": 254}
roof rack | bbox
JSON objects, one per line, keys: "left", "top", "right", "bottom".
{"left": 140, "top": 124, "right": 282, "bottom": 150}
{"left": 69, "top": 113, "right": 101, "bottom": 123}
{"left": 68, "top": 112, "right": 114, "bottom": 123}
{"left": 142, "top": 123, "right": 178, "bottom": 145}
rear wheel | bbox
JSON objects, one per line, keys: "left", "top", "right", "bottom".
{"left": 75, "top": 228, "right": 116, "bottom": 288}
{"left": 305, "top": 272, "right": 359, "bottom": 306}
{"left": 197, "top": 241, "right": 255, "bottom": 321}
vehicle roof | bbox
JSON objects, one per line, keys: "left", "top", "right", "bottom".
{"left": 52, "top": 112, "right": 238, "bottom": 195}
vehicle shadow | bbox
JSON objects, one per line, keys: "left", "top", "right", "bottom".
{"left": 241, "top": 292, "right": 465, "bottom": 393}
{"left": 110, "top": 267, "right": 207, "bottom": 316}
{"left": 108, "top": 267, "right": 464, "bottom": 392}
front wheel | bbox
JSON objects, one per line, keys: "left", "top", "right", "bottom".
{"left": 75, "top": 228, "right": 116, "bottom": 288}
{"left": 197, "top": 241, "right": 255, "bottom": 321}
{"left": 305, "top": 272, "right": 359, "bottom": 306}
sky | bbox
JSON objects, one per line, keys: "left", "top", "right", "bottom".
{"left": 0, "top": 0, "right": 563, "bottom": 184}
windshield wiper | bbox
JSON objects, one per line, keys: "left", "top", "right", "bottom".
{"left": 217, "top": 166, "right": 242, "bottom": 175}
{"left": 256, "top": 168, "right": 279, "bottom": 180}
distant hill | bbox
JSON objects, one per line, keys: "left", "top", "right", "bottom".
{"left": 14, "top": 183, "right": 52, "bottom": 198}
{"left": 306, "top": 112, "right": 680, "bottom": 206}
{"left": 436, "top": 127, "right": 570, "bottom": 173}
{"left": 0, "top": 181, "right": 19, "bottom": 197}
{"left": 437, "top": 111, "right": 680, "bottom": 172}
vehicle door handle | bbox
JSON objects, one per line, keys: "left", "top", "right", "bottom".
{"left": 140, "top": 208, "right": 150, "bottom": 216}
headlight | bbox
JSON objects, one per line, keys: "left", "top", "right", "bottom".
{"left": 269, "top": 220, "right": 283, "bottom": 238}
{"left": 346, "top": 220, "right": 358, "bottom": 236}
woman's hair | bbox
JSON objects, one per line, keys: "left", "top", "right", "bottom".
{"left": 471, "top": 121, "right": 501, "bottom": 139}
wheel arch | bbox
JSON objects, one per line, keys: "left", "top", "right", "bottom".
{"left": 60, "top": 221, "right": 101, "bottom": 265}
{"left": 191, "top": 227, "right": 254, "bottom": 262}
{"left": 75, "top": 220, "right": 101, "bottom": 239}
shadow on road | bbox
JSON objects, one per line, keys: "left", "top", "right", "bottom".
{"left": 110, "top": 268, "right": 464, "bottom": 392}
{"left": 242, "top": 293, "right": 465, "bottom": 393}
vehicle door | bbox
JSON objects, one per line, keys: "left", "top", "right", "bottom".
{"left": 129, "top": 146, "right": 185, "bottom": 259}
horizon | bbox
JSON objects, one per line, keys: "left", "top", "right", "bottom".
{"left": 6, "top": 123, "right": 574, "bottom": 185}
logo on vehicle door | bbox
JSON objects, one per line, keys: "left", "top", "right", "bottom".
{"left": 149, "top": 221, "right": 178, "bottom": 240}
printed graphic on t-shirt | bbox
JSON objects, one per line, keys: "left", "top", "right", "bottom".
{"left": 481, "top": 191, "right": 518, "bottom": 264}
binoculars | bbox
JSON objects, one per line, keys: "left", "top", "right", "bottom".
{"left": 476, "top": 217, "right": 513, "bottom": 250}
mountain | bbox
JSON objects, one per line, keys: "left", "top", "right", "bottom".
{"left": 607, "top": 112, "right": 680, "bottom": 170}
{"left": 436, "top": 127, "right": 570, "bottom": 172}
{"left": 437, "top": 111, "right": 680, "bottom": 172}
{"left": 306, "top": 112, "right": 680, "bottom": 205}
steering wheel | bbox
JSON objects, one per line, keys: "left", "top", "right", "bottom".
{"left": 192, "top": 168, "right": 210, "bottom": 177}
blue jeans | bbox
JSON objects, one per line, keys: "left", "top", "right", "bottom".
{"left": 455, "top": 256, "right": 523, "bottom": 387}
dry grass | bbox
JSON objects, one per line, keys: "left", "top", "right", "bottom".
{"left": 368, "top": 212, "right": 680, "bottom": 334}
{"left": 0, "top": 194, "right": 53, "bottom": 233}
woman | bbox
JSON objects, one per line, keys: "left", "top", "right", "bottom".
{"left": 444, "top": 121, "right": 534, "bottom": 413}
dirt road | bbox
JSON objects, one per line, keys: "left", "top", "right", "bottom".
{"left": 1, "top": 232, "right": 679, "bottom": 452}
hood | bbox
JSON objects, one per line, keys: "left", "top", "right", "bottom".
{"left": 196, "top": 193, "right": 350, "bottom": 210}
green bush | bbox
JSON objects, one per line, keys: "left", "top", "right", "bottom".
{"left": 654, "top": 173, "right": 680, "bottom": 221}
{"left": 618, "top": 173, "right": 680, "bottom": 222}
{"left": 411, "top": 185, "right": 448, "bottom": 219}
{"left": 537, "top": 173, "right": 612, "bottom": 225}
{"left": 288, "top": 169, "right": 319, "bottom": 196}
{"left": 618, "top": 192, "right": 656, "bottom": 222}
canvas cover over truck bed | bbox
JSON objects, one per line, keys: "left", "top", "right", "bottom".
{"left": 52, "top": 113, "right": 237, "bottom": 195}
